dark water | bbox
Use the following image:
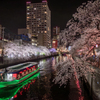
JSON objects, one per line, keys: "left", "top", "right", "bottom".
{"left": 0, "top": 56, "right": 91, "bottom": 100}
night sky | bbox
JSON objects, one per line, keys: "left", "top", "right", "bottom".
{"left": 0, "top": 0, "right": 90, "bottom": 34}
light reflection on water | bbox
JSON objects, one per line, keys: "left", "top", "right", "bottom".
{"left": 0, "top": 56, "right": 63, "bottom": 100}
{"left": 0, "top": 56, "right": 92, "bottom": 100}
{"left": 10, "top": 56, "right": 66, "bottom": 100}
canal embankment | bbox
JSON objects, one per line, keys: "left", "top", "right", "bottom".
{"left": 0, "top": 53, "right": 59, "bottom": 69}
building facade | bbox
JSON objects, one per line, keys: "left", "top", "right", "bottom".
{"left": 52, "top": 26, "right": 60, "bottom": 49}
{"left": 26, "top": 0, "right": 51, "bottom": 48}
{"left": 18, "top": 28, "right": 28, "bottom": 35}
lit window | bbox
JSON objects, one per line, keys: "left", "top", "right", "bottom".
{"left": 48, "top": 27, "right": 50, "bottom": 31}
{"left": 44, "top": 11, "right": 47, "bottom": 14}
{"left": 37, "top": 18, "right": 40, "bottom": 20}
{"left": 27, "top": 27, "right": 29, "bottom": 29}
{"left": 27, "top": 6, "right": 30, "bottom": 9}
{"left": 32, "top": 39, "right": 34, "bottom": 42}
{"left": 27, "top": 17, "right": 29, "bottom": 19}
{"left": 53, "top": 41, "right": 56, "bottom": 43}
{"left": 32, "top": 43, "right": 35, "bottom": 45}
{"left": 27, "top": 18, "right": 29, "bottom": 21}
{"left": 44, "top": 31, "right": 47, "bottom": 33}
{"left": 34, "top": 8, "right": 36, "bottom": 10}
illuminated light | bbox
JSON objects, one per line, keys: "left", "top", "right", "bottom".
{"left": 34, "top": 8, "right": 36, "bottom": 10}
{"left": 14, "top": 94, "right": 17, "bottom": 98}
{"left": 44, "top": 11, "right": 47, "bottom": 14}
{"left": 33, "top": 66, "right": 35, "bottom": 68}
{"left": 24, "top": 69, "right": 26, "bottom": 72}
{"left": 26, "top": 2, "right": 31, "bottom": 4}
{"left": 24, "top": 87, "right": 27, "bottom": 90}
{"left": 96, "top": 44, "right": 98, "bottom": 48}
{"left": 53, "top": 41, "right": 56, "bottom": 43}
{"left": 26, "top": 67, "right": 29, "bottom": 70}
{"left": 42, "top": 0, "right": 47, "bottom": 2}
{"left": 27, "top": 6, "right": 30, "bottom": 9}
{"left": 13, "top": 74, "right": 17, "bottom": 79}
{"left": 33, "top": 80, "right": 36, "bottom": 83}
{"left": 20, "top": 91, "right": 23, "bottom": 95}
{"left": 19, "top": 71, "right": 22, "bottom": 74}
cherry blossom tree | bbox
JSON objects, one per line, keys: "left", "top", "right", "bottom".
{"left": 59, "top": 0, "right": 100, "bottom": 49}
{"left": 3, "top": 41, "right": 51, "bottom": 64}
{"left": 54, "top": 0, "right": 100, "bottom": 86}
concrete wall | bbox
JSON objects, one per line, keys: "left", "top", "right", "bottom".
{"left": 83, "top": 65, "right": 100, "bottom": 100}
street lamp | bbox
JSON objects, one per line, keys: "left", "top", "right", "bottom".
{"left": 96, "top": 44, "right": 98, "bottom": 48}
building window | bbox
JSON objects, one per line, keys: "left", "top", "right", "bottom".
{"left": 27, "top": 13, "right": 30, "bottom": 14}
{"left": 34, "top": 8, "right": 36, "bottom": 10}
{"left": 44, "top": 20, "right": 47, "bottom": 22}
{"left": 27, "top": 6, "right": 30, "bottom": 9}
{"left": 44, "top": 11, "right": 47, "bottom": 14}
{"left": 44, "top": 31, "right": 47, "bottom": 33}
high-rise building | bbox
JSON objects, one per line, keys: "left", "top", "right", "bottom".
{"left": 52, "top": 26, "right": 60, "bottom": 49}
{"left": 26, "top": 0, "right": 51, "bottom": 48}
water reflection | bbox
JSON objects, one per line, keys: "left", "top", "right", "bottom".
{"left": 9, "top": 56, "right": 64, "bottom": 100}
{"left": 0, "top": 56, "right": 91, "bottom": 100}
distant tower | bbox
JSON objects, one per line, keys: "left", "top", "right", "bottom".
{"left": 26, "top": 1, "right": 51, "bottom": 48}
{"left": 52, "top": 26, "right": 60, "bottom": 49}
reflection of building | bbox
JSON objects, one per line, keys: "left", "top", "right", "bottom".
{"left": 52, "top": 26, "right": 60, "bottom": 49}
{"left": 26, "top": 0, "right": 51, "bottom": 48}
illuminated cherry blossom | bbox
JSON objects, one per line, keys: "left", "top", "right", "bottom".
{"left": 54, "top": 0, "right": 100, "bottom": 86}
{"left": 3, "top": 42, "right": 51, "bottom": 61}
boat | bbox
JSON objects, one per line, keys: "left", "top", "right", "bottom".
{"left": 0, "top": 72, "right": 40, "bottom": 100}
{"left": 0, "top": 62, "right": 40, "bottom": 88}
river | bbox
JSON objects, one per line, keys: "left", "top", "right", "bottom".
{"left": 0, "top": 56, "right": 92, "bottom": 100}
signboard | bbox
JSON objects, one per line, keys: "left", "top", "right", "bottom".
{"left": 52, "top": 40, "right": 57, "bottom": 49}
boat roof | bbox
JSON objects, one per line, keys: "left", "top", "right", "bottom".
{"left": 7, "top": 62, "right": 37, "bottom": 73}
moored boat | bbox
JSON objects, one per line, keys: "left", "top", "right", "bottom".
{"left": 0, "top": 62, "right": 40, "bottom": 88}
